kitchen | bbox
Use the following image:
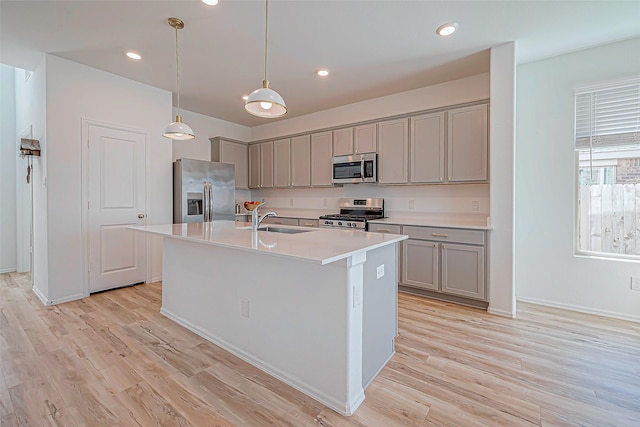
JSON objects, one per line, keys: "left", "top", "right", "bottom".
{"left": 1, "top": 0, "right": 640, "bottom": 425}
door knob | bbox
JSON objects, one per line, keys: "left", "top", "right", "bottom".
{"left": 138, "top": 214, "right": 145, "bottom": 219}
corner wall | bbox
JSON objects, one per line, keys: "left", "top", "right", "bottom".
{"left": 515, "top": 37, "right": 640, "bottom": 322}
{"left": 43, "top": 55, "right": 173, "bottom": 303}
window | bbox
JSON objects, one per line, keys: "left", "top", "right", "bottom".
{"left": 575, "top": 78, "right": 640, "bottom": 258}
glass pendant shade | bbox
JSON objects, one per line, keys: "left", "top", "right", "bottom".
{"left": 245, "top": 81, "right": 287, "bottom": 118}
{"left": 163, "top": 115, "right": 195, "bottom": 140}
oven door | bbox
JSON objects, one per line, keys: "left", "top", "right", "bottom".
{"left": 332, "top": 153, "right": 377, "bottom": 184}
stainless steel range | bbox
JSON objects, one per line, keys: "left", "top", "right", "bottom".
{"left": 319, "top": 198, "right": 384, "bottom": 230}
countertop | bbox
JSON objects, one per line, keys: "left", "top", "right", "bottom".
{"left": 131, "top": 221, "right": 407, "bottom": 265}
{"left": 369, "top": 214, "right": 492, "bottom": 230}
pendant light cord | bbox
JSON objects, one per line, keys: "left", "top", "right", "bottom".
{"left": 264, "top": 0, "right": 269, "bottom": 84}
{"left": 175, "top": 25, "right": 181, "bottom": 116}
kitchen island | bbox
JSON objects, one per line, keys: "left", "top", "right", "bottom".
{"left": 131, "top": 221, "right": 406, "bottom": 416}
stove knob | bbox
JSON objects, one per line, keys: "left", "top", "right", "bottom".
{"left": 338, "top": 222, "right": 342, "bottom": 226}
{"left": 352, "top": 223, "right": 357, "bottom": 228}
{"left": 324, "top": 220, "right": 330, "bottom": 225}
{"left": 346, "top": 222, "right": 351, "bottom": 227}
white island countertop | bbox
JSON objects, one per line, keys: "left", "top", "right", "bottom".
{"left": 131, "top": 221, "right": 407, "bottom": 265}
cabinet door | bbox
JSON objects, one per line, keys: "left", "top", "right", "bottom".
{"left": 378, "top": 119, "right": 408, "bottom": 184}
{"left": 248, "top": 144, "right": 261, "bottom": 189}
{"left": 220, "top": 140, "right": 248, "bottom": 189}
{"left": 291, "top": 135, "right": 311, "bottom": 187}
{"left": 333, "top": 128, "right": 353, "bottom": 156}
{"left": 311, "top": 131, "right": 333, "bottom": 186}
{"left": 401, "top": 240, "right": 439, "bottom": 291}
{"left": 354, "top": 123, "right": 377, "bottom": 154}
{"left": 410, "top": 112, "right": 445, "bottom": 183}
{"left": 442, "top": 243, "right": 485, "bottom": 300}
{"left": 260, "top": 141, "right": 274, "bottom": 188}
{"left": 273, "top": 138, "right": 291, "bottom": 187}
{"left": 447, "top": 104, "right": 488, "bottom": 182}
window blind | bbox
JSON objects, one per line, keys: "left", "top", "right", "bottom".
{"left": 575, "top": 78, "right": 640, "bottom": 150}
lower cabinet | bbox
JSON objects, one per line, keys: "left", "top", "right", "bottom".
{"left": 400, "top": 226, "right": 486, "bottom": 301}
{"left": 260, "top": 217, "right": 319, "bottom": 227}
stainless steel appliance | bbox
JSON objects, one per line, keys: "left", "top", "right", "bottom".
{"left": 332, "top": 153, "right": 377, "bottom": 184}
{"left": 173, "top": 158, "right": 235, "bottom": 223}
{"left": 319, "top": 198, "right": 384, "bottom": 230}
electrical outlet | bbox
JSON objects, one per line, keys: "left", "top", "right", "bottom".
{"left": 472, "top": 200, "right": 480, "bottom": 211}
{"left": 631, "top": 277, "right": 640, "bottom": 291}
{"left": 241, "top": 299, "right": 250, "bottom": 317}
{"left": 376, "top": 264, "right": 385, "bottom": 279}
{"left": 408, "top": 199, "right": 415, "bottom": 210}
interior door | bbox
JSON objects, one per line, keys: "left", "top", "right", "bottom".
{"left": 88, "top": 124, "right": 146, "bottom": 293}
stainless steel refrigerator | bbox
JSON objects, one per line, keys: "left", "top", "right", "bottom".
{"left": 173, "top": 158, "right": 235, "bottom": 223}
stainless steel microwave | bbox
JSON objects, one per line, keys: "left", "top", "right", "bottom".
{"left": 332, "top": 153, "right": 377, "bottom": 184}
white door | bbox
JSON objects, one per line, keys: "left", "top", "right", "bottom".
{"left": 88, "top": 124, "right": 146, "bottom": 293}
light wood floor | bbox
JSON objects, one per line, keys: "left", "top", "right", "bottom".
{"left": 1, "top": 272, "right": 639, "bottom": 426}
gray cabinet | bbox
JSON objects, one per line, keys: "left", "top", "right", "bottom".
{"left": 400, "top": 225, "right": 486, "bottom": 301}
{"left": 447, "top": 104, "right": 488, "bottom": 182}
{"left": 410, "top": 112, "right": 445, "bottom": 183}
{"left": 248, "top": 144, "right": 261, "bottom": 189}
{"left": 378, "top": 118, "right": 409, "bottom": 184}
{"left": 260, "top": 141, "right": 274, "bottom": 188}
{"left": 354, "top": 124, "right": 377, "bottom": 154}
{"left": 333, "top": 128, "right": 353, "bottom": 156}
{"left": 310, "top": 132, "right": 333, "bottom": 186}
{"left": 273, "top": 138, "right": 291, "bottom": 187}
{"left": 291, "top": 135, "right": 311, "bottom": 187}
{"left": 261, "top": 216, "right": 298, "bottom": 226}
{"left": 210, "top": 137, "right": 249, "bottom": 189}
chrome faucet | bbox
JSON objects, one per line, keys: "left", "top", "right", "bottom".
{"left": 251, "top": 203, "right": 277, "bottom": 232}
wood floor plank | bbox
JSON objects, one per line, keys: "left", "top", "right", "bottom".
{"left": 2, "top": 272, "right": 639, "bottom": 426}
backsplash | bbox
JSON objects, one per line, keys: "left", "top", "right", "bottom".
{"left": 250, "top": 183, "right": 489, "bottom": 215}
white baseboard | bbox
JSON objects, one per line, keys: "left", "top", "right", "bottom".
{"left": 487, "top": 306, "right": 516, "bottom": 318}
{"left": 32, "top": 286, "right": 85, "bottom": 307}
{"left": 0, "top": 267, "right": 17, "bottom": 274}
{"left": 149, "top": 276, "right": 162, "bottom": 284}
{"left": 516, "top": 296, "right": 640, "bottom": 324}
{"left": 160, "top": 306, "right": 365, "bottom": 416}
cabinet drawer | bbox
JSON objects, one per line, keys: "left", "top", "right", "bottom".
{"left": 261, "top": 217, "right": 299, "bottom": 226}
{"left": 368, "top": 223, "right": 401, "bottom": 234}
{"left": 298, "top": 219, "right": 319, "bottom": 228}
{"left": 402, "top": 226, "right": 484, "bottom": 245}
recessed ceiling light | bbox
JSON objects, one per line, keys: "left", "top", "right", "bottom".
{"left": 316, "top": 69, "right": 330, "bottom": 77}
{"left": 242, "top": 95, "right": 249, "bottom": 101}
{"left": 125, "top": 51, "right": 142, "bottom": 60}
{"left": 436, "top": 22, "right": 458, "bottom": 36}
{"left": 202, "top": 0, "right": 219, "bottom": 5}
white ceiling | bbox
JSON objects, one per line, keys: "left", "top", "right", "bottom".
{"left": 2, "top": 1, "right": 640, "bottom": 127}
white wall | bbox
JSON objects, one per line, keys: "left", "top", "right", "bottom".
{"left": 172, "top": 108, "right": 250, "bottom": 162}
{"left": 40, "top": 55, "right": 173, "bottom": 303}
{"left": 15, "top": 56, "right": 47, "bottom": 299}
{"left": 515, "top": 37, "right": 640, "bottom": 322}
{"left": 488, "top": 43, "right": 517, "bottom": 317}
{"left": 250, "top": 74, "right": 491, "bottom": 218}
{"left": 1, "top": 65, "right": 17, "bottom": 273}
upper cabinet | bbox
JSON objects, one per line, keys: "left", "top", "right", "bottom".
{"left": 248, "top": 144, "right": 261, "bottom": 189}
{"left": 261, "top": 141, "right": 274, "bottom": 188}
{"left": 273, "top": 138, "right": 291, "bottom": 188}
{"left": 447, "top": 104, "right": 488, "bottom": 182}
{"left": 333, "top": 128, "right": 353, "bottom": 156}
{"left": 310, "top": 131, "right": 333, "bottom": 187}
{"left": 378, "top": 118, "right": 409, "bottom": 184}
{"left": 410, "top": 112, "right": 445, "bottom": 183}
{"left": 210, "top": 137, "right": 249, "bottom": 189}
{"left": 332, "top": 123, "right": 377, "bottom": 156}
{"left": 354, "top": 123, "right": 377, "bottom": 154}
{"left": 291, "top": 135, "right": 311, "bottom": 187}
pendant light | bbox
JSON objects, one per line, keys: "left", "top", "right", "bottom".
{"left": 245, "top": 0, "right": 287, "bottom": 118}
{"left": 164, "top": 17, "right": 195, "bottom": 140}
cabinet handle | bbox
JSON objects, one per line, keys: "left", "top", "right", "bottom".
{"left": 274, "top": 221, "right": 283, "bottom": 225}
{"left": 302, "top": 223, "right": 315, "bottom": 227}
{"left": 376, "top": 228, "right": 391, "bottom": 233}
{"left": 432, "top": 233, "right": 448, "bottom": 237}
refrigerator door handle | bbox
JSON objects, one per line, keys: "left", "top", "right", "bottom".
{"left": 209, "top": 181, "right": 214, "bottom": 222}
{"left": 203, "top": 181, "right": 209, "bottom": 222}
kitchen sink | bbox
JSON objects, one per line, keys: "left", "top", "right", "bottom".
{"left": 259, "top": 226, "right": 315, "bottom": 234}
